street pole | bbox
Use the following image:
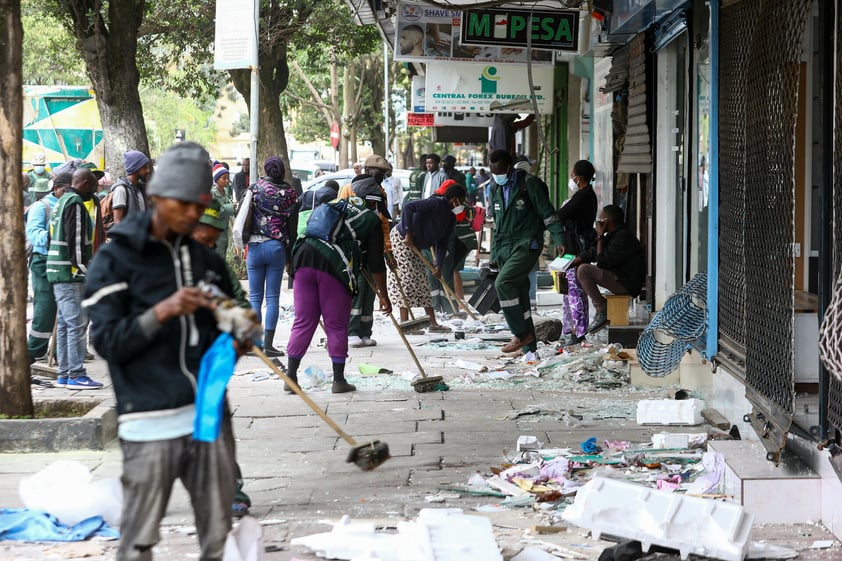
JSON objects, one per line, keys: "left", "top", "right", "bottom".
{"left": 249, "top": 0, "right": 259, "bottom": 184}
{"left": 383, "top": 42, "right": 389, "bottom": 160}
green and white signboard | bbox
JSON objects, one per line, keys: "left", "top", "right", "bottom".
{"left": 461, "top": 8, "right": 579, "bottom": 51}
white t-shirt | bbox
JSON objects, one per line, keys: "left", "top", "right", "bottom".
{"left": 383, "top": 176, "right": 403, "bottom": 213}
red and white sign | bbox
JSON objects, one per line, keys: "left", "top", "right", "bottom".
{"left": 407, "top": 112, "right": 436, "bottom": 127}
{"left": 329, "top": 121, "right": 340, "bottom": 149}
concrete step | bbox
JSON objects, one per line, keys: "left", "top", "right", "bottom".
{"left": 709, "top": 439, "right": 821, "bottom": 525}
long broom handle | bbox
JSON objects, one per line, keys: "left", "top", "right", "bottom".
{"left": 361, "top": 270, "right": 429, "bottom": 379}
{"left": 410, "top": 246, "right": 479, "bottom": 320}
{"left": 252, "top": 347, "right": 358, "bottom": 447}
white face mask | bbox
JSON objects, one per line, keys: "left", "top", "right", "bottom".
{"left": 492, "top": 173, "right": 509, "bottom": 185}
{"left": 34, "top": 165, "right": 45, "bottom": 173}
{"left": 451, "top": 205, "right": 464, "bottom": 215}
{"left": 568, "top": 178, "right": 579, "bottom": 192}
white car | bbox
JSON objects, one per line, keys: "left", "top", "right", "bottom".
{"left": 302, "top": 169, "right": 356, "bottom": 192}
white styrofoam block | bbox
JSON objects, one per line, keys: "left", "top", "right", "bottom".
{"left": 637, "top": 398, "right": 705, "bottom": 425}
{"left": 536, "top": 291, "right": 565, "bottom": 306}
{"left": 517, "top": 435, "right": 543, "bottom": 451}
{"left": 290, "top": 509, "right": 503, "bottom": 561}
{"left": 562, "top": 478, "right": 753, "bottom": 561}
{"left": 652, "top": 432, "right": 690, "bottom": 449}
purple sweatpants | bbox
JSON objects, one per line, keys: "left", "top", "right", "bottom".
{"left": 562, "top": 267, "right": 589, "bottom": 338}
{"left": 286, "top": 267, "right": 352, "bottom": 363}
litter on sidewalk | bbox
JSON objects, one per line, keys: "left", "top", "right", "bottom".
{"left": 290, "top": 509, "right": 503, "bottom": 561}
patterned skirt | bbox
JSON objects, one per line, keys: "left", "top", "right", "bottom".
{"left": 387, "top": 227, "right": 432, "bottom": 309}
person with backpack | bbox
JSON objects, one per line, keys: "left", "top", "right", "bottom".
{"left": 25, "top": 172, "right": 69, "bottom": 363}
{"left": 556, "top": 160, "right": 598, "bottom": 344}
{"left": 284, "top": 176, "right": 392, "bottom": 394}
{"left": 487, "top": 149, "right": 566, "bottom": 356}
{"left": 103, "top": 150, "right": 150, "bottom": 230}
{"left": 244, "top": 157, "right": 297, "bottom": 357}
{"left": 294, "top": 181, "right": 340, "bottom": 240}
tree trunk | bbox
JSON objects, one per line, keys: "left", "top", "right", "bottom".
{"left": 231, "top": 44, "right": 291, "bottom": 182}
{"left": 0, "top": 0, "right": 34, "bottom": 417}
{"left": 65, "top": 0, "right": 149, "bottom": 173}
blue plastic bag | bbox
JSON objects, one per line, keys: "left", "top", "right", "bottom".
{"left": 193, "top": 333, "right": 237, "bottom": 442}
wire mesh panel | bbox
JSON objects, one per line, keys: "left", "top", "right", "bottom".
{"left": 826, "top": 0, "right": 842, "bottom": 435}
{"left": 719, "top": 0, "right": 812, "bottom": 417}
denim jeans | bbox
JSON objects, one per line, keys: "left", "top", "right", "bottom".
{"left": 246, "top": 239, "right": 286, "bottom": 331}
{"left": 53, "top": 282, "right": 88, "bottom": 377}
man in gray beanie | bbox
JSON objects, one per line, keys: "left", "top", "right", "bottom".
{"left": 84, "top": 141, "right": 246, "bottom": 561}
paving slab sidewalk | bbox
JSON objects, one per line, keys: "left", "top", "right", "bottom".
{"left": 4, "top": 294, "right": 839, "bottom": 560}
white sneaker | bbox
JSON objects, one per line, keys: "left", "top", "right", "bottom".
{"left": 362, "top": 337, "right": 377, "bottom": 347}
{"left": 349, "top": 336, "right": 365, "bottom": 348}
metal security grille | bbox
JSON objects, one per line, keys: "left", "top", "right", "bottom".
{"left": 718, "top": 0, "right": 812, "bottom": 417}
{"left": 827, "top": 1, "right": 842, "bottom": 434}
{"left": 617, "top": 34, "right": 652, "bottom": 174}
{"left": 718, "top": 0, "right": 757, "bottom": 357}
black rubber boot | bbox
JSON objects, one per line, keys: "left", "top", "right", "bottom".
{"left": 263, "top": 329, "right": 284, "bottom": 357}
{"left": 284, "top": 357, "right": 300, "bottom": 393}
{"left": 331, "top": 362, "right": 356, "bottom": 393}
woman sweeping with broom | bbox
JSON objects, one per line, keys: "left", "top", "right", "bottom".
{"left": 387, "top": 182, "right": 467, "bottom": 332}
{"left": 284, "top": 176, "right": 391, "bottom": 394}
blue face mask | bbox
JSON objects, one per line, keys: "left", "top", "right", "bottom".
{"left": 492, "top": 173, "right": 509, "bottom": 185}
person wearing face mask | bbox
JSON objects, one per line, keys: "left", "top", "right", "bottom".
{"left": 487, "top": 149, "right": 566, "bottom": 356}
{"left": 27, "top": 153, "right": 51, "bottom": 195}
{"left": 556, "top": 160, "right": 598, "bottom": 344}
{"left": 110, "top": 150, "right": 151, "bottom": 226}
{"left": 387, "top": 182, "right": 467, "bottom": 332}
{"left": 46, "top": 169, "right": 103, "bottom": 389}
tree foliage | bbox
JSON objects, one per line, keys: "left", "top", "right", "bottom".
{"left": 141, "top": 87, "right": 216, "bottom": 158}
{"left": 21, "top": 3, "right": 86, "bottom": 85}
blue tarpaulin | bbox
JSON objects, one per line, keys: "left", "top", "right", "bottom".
{"left": 0, "top": 508, "right": 118, "bottom": 541}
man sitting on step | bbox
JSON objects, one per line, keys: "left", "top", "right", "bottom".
{"left": 571, "top": 204, "right": 646, "bottom": 334}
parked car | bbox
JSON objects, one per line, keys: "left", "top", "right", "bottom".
{"left": 303, "top": 169, "right": 356, "bottom": 192}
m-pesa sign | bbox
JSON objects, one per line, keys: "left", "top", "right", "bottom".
{"left": 461, "top": 8, "right": 579, "bottom": 51}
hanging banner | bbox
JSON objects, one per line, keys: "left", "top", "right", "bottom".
{"left": 394, "top": 1, "right": 555, "bottom": 65}
{"left": 425, "top": 62, "right": 555, "bottom": 114}
{"left": 411, "top": 75, "right": 426, "bottom": 112}
{"left": 214, "top": 0, "right": 257, "bottom": 70}
{"left": 408, "top": 113, "right": 436, "bottom": 127}
{"left": 460, "top": 8, "right": 580, "bottom": 51}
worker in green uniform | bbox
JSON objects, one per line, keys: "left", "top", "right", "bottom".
{"left": 488, "top": 149, "right": 565, "bottom": 356}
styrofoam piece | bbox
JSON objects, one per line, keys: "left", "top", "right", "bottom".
{"left": 290, "top": 509, "right": 502, "bottom": 561}
{"left": 415, "top": 508, "right": 503, "bottom": 561}
{"left": 536, "top": 291, "right": 564, "bottom": 306}
{"left": 562, "top": 478, "right": 753, "bottom": 561}
{"left": 651, "top": 432, "right": 706, "bottom": 449}
{"left": 500, "top": 462, "right": 541, "bottom": 480}
{"left": 486, "top": 475, "right": 529, "bottom": 497}
{"left": 517, "top": 435, "right": 544, "bottom": 451}
{"left": 637, "top": 398, "right": 705, "bottom": 425}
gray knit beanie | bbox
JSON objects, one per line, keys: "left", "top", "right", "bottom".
{"left": 147, "top": 142, "right": 213, "bottom": 204}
